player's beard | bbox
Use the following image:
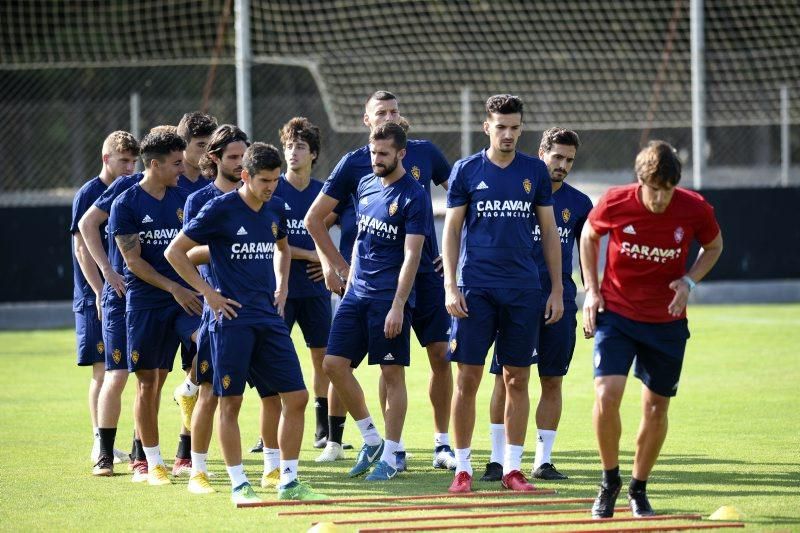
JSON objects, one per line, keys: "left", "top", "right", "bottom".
{"left": 550, "top": 170, "right": 567, "bottom": 183}
{"left": 374, "top": 156, "right": 398, "bottom": 178}
{"left": 221, "top": 167, "right": 243, "bottom": 183}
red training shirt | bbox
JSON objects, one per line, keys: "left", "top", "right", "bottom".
{"left": 588, "top": 184, "right": 720, "bottom": 323}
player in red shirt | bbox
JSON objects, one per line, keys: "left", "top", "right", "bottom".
{"left": 581, "top": 141, "right": 723, "bottom": 519}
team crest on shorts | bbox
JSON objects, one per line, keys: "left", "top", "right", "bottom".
{"left": 271, "top": 222, "right": 278, "bottom": 238}
{"left": 96, "top": 341, "right": 105, "bottom": 354}
{"left": 411, "top": 166, "right": 421, "bottom": 180}
{"left": 562, "top": 208, "right": 571, "bottom": 223}
{"left": 523, "top": 178, "right": 532, "bottom": 194}
{"left": 176, "top": 208, "right": 184, "bottom": 223}
{"left": 674, "top": 226, "right": 684, "bottom": 243}
{"left": 388, "top": 201, "right": 398, "bottom": 216}
{"left": 199, "top": 360, "right": 209, "bottom": 375}
{"left": 222, "top": 374, "right": 231, "bottom": 390}
{"left": 449, "top": 339, "right": 457, "bottom": 353}
{"left": 131, "top": 350, "right": 140, "bottom": 364}
{"left": 112, "top": 349, "right": 122, "bottom": 364}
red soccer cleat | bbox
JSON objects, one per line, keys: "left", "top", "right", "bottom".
{"left": 502, "top": 470, "right": 537, "bottom": 492}
{"left": 448, "top": 471, "right": 473, "bottom": 493}
{"left": 172, "top": 457, "right": 192, "bottom": 477}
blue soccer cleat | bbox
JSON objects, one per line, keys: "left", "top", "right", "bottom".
{"left": 365, "top": 460, "right": 398, "bottom": 481}
{"left": 432, "top": 445, "right": 457, "bottom": 470}
{"left": 394, "top": 451, "right": 407, "bottom": 472}
{"left": 348, "top": 440, "right": 384, "bottom": 477}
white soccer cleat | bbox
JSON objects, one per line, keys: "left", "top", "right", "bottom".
{"left": 90, "top": 439, "right": 101, "bottom": 463}
{"left": 315, "top": 441, "right": 345, "bottom": 462}
{"left": 112, "top": 448, "right": 129, "bottom": 464}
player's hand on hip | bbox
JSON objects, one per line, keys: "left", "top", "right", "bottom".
{"left": 306, "top": 261, "right": 325, "bottom": 282}
{"left": 104, "top": 267, "right": 126, "bottom": 298}
{"left": 582, "top": 288, "right": 604, "bottom": 338}
{"left": 544, "top": 293, "right": 564, "bottom": 325}
{"left": 667, "top": 278, "right": 690, "bottom": 317}
{"left": 204, "top": 290, "right": 241, "bottom": 320}
{"left": 384, "top": 304, "right": 404, "bottom": 339}
{"left": 445, "top": 287, "right": 468, "bottom": 318}
{"left": 274, "top": 289, "right": 287, "bottom": 318}
{"left": 171, "top": 285, "right": 204, "bottom": 316}
{"left": 433, "top": 255, "right": 444, "bottom": 277}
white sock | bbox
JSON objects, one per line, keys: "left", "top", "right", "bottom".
{"left": 534, "top": 429, "right": 557, "bottom": 469}
{"left": 263, "top": 448, "right": 280, "bottom": 473}
{"left": 226, "top": 464, "right": 248, "bottom": 489}
{"left": 504, "top": 444, "right": 524, "bottom": 475}
{"left": 434, "top": 432, "right": 449, "bottom": 448}
{"left": 455, "top": 447, "right": 472, "bottom": 475}
{"left": 93, "top": 426, "right": 100, "bottom": 439}
{"left": 190, "top": 451, "right": 207, "bottom": 475}
{"left": 279, "top": 459, "right": 298, "bottom": 486}
{"left": 355, "top": 417, "right": 382, "bottom": 446}
{"left": 396, "top": 438, "right": 406, "bottom": 452}
{"left": 381, "top": 439, "right": 399, "bottom": 468}
{"left": 490, "top": 423, "right": 506, "bottom": 464}
{"left": 142, "top": 445, "right": 163, "bottom": 469}
{"left": 182, "top": 376, "right": 199, "bottom": 396}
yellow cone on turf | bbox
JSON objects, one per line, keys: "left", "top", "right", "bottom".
{"left": 709, "top": 505, "right": 744, "bottom": 521}
{"left": 307, "top": 523, "right": 338, "bottom": 533}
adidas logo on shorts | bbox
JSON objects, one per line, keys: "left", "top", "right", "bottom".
{"left": 384, "top": 353, "right": 394, "bottom": 361}
{"left": 141, "top": 214, "right": 153, "bottom": 224}
{"left": 476, "top": 181, "right": 489, "bottom": 190}
{"left": 236, "top": 226, "right": 248, "bottom": 236}
{"left": 623, "top": 224, "right": 637, "bottom": 235}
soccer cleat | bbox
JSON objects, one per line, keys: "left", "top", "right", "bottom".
{"left": 394, "top": 451, "right": 407, "bottom": 472}
{"left": 131, "top": 460, "right": 149, "bottom": 483}
{"left": 348, "top": 440, "right": 384, "bottom": 477}
{"left": 112, "top": 448, "right": 129, "bottom": 465}
{"left": 315, "top": 441, "right": 345, "bottom": 462}
{"left": 92, "top": 455, "right": 114, "bottom": 477}
{"left": 628, "top": 490, "right": 656, "bottom": 517}
{"left": 250, "top": 438, "right": 264, "bottom": 453}
{"left": 532, "top": 462, "right": 568, "bottom": 480}
{"left": 448, "top": 471, "right": 473, "bottom": 493}
{"left": 278, "top": 479, "right": 328, "bottom": 501}
{"left": 502, "top": 470, "right": 537, "bottom": 492}
{"left": 172, "top": 457, "right": 192, "bottom": 477}
{"left": 90, "top": 438, "right": 101, "bottom": 463}
{"left": 479, "top": 461, "right": 503, "bottom": 482}
{"left": 148, "top": 464, "right": 172, "bottom": 486}
{"left": 260, "top": 467, "right": 281, "bottom": 488}
{"left": 592, "top": 482, "right": 622, "bottom": 519}
{"left": 173, "top": 384, "right": 198, "bottom": 431}
{"left": 313, "top": 435, "right": 328, "bottom": 449}
{"left": 365, "top": 460, "right": 398, "bottom": 481}
{"left": 231, "top": 482, "right": 261, "bottom": 505}
{"left": 187, "top": 472, "right": 215, "bottom": 494}
{"left": 432, "top": 445, "right": 457, "bottom": 470}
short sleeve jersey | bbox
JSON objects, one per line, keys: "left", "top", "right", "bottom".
{"left": 447, "top": 150, "right": 552, "bottom": 289}
{"left": 182, "top": 191, "right": 288, "bottom": 324}
{"left": 588, "top": 184, "right": 720, "bottom": 322}
{"left": 275, "top": 176, "right": 329, "bottom": 299}
{"left": 108, "top": 184, "right": 191, "bottom": 311}
{"left": 532, "top": 182, "right": 593, "bottom": 303}
{"left": 352, "top": 174, "right": 431, "bottom": 306}
{"left": 183, "top": 182, "right": 225, "bottom": 283}
{"left": 322, "top": 139, "right": 450, "bottom": 272}
{"left": 334, "top": 197, "right": 358, "bottom": 263}
{"left": 178, "top": 174, "right": 212, "bottom": 194}
{"left": 70, "top": 176, "right": 108, "bottom": 310}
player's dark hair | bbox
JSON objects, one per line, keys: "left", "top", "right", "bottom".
{"left": 485, "top": 94, "right": 524, "bottom": 119}
{"left": 539, "top": 127, "right": 580, "bottom": 154}
{"left": 176, "top": 111, "right": 218, "bottom": 143}
{"left": 365, "top": 90, "right": 398, "bottom": 107}
{"left": 243, "top": 142, "right": 282, "bottom": 175}
{"left": 635, "top": 140, "right": 682, "bottom": 187}
{"left": 369, "top": 122, "right": 407, "bottom": 151}
{"left": 139, "top": 128, "right": 186, "bottom": 167}
{"left": 398, "top": 116, "right": 410, "bottom": 133}
{"left": 279, "top": 117, "right": 321, "bottom": 167}
{"left": 199, "top": 124, "right": 250, "bottom": 177}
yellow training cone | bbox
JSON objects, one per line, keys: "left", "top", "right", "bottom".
{"left": 709, "top": 505, "right": 744, "bottom": 521}
{"left": 307, "top": 523, "right": 338, "bottom": 533}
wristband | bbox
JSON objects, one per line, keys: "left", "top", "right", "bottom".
{"left": 681, "top": 275, "right": 696, "bottom": 292}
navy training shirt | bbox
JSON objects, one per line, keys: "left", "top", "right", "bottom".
{"left": 178, "top": 174, "right": 212, "bottom": 194}
{"left": 183, "top": 182, "right": 225, "bottom": 284}
{"left": 70, "top": 176, "right": 108, "bottom": 310}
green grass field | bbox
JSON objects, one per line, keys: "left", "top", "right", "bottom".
{"left": 1, "top": 304, "right": 798, "bottom": 532}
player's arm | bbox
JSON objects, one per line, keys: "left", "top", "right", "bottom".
{"left": 78, "top": 205, "right": 125, "bottom": 297}
{"left": 116, "top": 233, "right": 203, "bottom": 316}
{"left": 273, "top": 236, "right": 291, "bottom": 317}
{"left": 535, "top": 204, "right": 564, "bottom": 325}
{"left": 73, "top": 232, "right": 105, "bottom": 320}
{"left": 442, "top": 205, "right": 468, "bottom": 318}
{"left": 385, "top": 233, "right": 425, "bottom": 339}
{"left": 579, "top": 223, "right": 604, "bottom": 338}
{"left": 324, "top": 212, "right": 338, "bottom": 229}
{"left": 305, "top": 193, "right": 349, "bottom": 293}
{"left": 187, "top": 245, "right": 210, "bottom": 266}
{"left": 165, "top": 233, "right": 240, "bottom": 319}
{"left": 290, "top": 245, "right": 319, "bottom": 263}
{"left": 667, "top": 231, "right": 724, "bottom": 317}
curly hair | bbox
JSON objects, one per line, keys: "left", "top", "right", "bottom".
{"left": 177, "top": 112, "right": 218, "bottom": 143}
{"left": 278, "top": 117, "right": 321, "bottom": 166}
{"left": 102, "top": 130, "right": 140, "bottom": 156}
{"left": 635, "top": 140, "right": 682, "bottom": 187}
{"left": 485, "top": 94, "right": 524, "bottom": 118}
{"left": 139, "top": 128, "right": 186, "bottom": 167}
{"left": 539, "top": 127, "right": 580, "bottom": 154}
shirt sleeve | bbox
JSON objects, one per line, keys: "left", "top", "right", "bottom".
{"left": 108, "top": 195, "right": 137, "bottom": 238}
{"left": 277, "top": 202, "right": 288, "bottom": 240}
{"left": 94, "top": 177, "right": 128, "bottom": 213}
{"left": 587, "top": 192, "right": 611, "bottom": 235}
{"left": 322, "top": 153, "right": 357, "bottom": 202}
{"left": 182, "top": 199, "right": 220, "bottom": 245}
{"left": 428, "top": 143, "right": 452, "bottom": 186}
{"left": 694, "top": 198, "right": 721, "bottom": 245}
{"left": 70, "top": 188, "right": 86, "bottom": 234}
{"left": 532, "top": 160, "right": 553, "bottom": 207}
{"left": 446, "top": 161, "right": 469, "bottom": 208}
{"left": 404, "top": 188, "right": 431, "bottom": 236}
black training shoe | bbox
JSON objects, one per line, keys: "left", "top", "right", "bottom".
{"left": 628, "top": 490, "right": 655, "bottom": 517}
{"left": 479, "top": 461, "right": 503, "bottom": 482}
{"left": 591, "top": 483, "right": 621, "bottom": 519}
{"left": 313, "top": 435, "right": 328, "bottom": 449}
{"left": 532, "top": 463, "right": 568, "bottom": 480}
{"left": 250, "top": 437, "right": 264, "bottom": 453}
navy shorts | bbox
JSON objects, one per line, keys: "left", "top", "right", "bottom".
{"left": 449, "top": 287, "right": 542, "bottom": 367}
{"left": 126, "top": 304, "right": 200, "bottom": 372}
{"left": 327, "top": 290, "right": 412, "bottom": 367}
{"left": 593, "top": 310, "right": 690, "bottom": 397}
{"left": 283, "top": 296, "right": 332, "bottom": 348}
{"left": 102, "top": 298, "right": 127, "bottom": 371}
{"left": 75, "top": 303, "right": 105, "bottom": 366}
{"left": 411, "top": 271, "right": 450, "bottom": 347}
{"left": 209, "top": 318, "right": 304, "bottom": 397}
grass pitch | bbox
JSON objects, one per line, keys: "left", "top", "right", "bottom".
{"left": 0, "top": 304, "right": 798, "bottom": 531}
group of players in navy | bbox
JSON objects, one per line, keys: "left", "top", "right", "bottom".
{"left": 70, "top": 91, "right": 722, "bottom": 514}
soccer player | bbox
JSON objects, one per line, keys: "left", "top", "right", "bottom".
{"left": 443, "top": 94, "right": 564, "bottom": 493}
{"left": 177, "top": 111, "right": 218, "bottom": 193}
{"left": 108, "top": 128, "right": 202, "bottom": 486}
{"left": 322, "top": 122, "right": 430, "bottom": 482}
{"left": 166, "top": 142, "right": 327, "bottom": 503}
{"left": 582, "top": 141, "right": 723, "bottom": 518}
{"left": 306, "top": 91, "right": 455, "bottom": 470}
{"left": 71, "top": 131, "right": 139, "bottom": 473}
{"left": 482, "top": 128, "right": 593, "bottom": 482}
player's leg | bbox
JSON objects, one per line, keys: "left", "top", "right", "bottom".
{"left": 257, "top": 393, "right": 281, "bottom": 488}
{"left": 76, "top": 304, "right": 105, "bottom": 463}
{"left": 172, "top": 321, "right": 200, "bottom": 476}
{"left": 480, "top": 364, "right": 505, "bottom": 482}
{"left": 187, "top": 324, "right": 217, "bottom": 494}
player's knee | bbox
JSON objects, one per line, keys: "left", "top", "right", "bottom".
{"left": 282, "top": 389, "right": 309, "bottom": 412}
{"left": 322, "top": 355, "right": 347, "bottom": 379}
{"left": 504, "top": 370, "right": 530, "bottom": 392}
{"left": 643, "top": 397, "right": 670, "bottom": 424}
{"left": 456, "top": 371, "right": 481, "bottom": 395}
{"left": 595, "top": 385, "right": 624, "bottom": 412}
{"left": 104, "top": 370, "right": 128, "bottom": 392}
{"left": 539, "top": 376, "right": 563, "bottom": 398}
